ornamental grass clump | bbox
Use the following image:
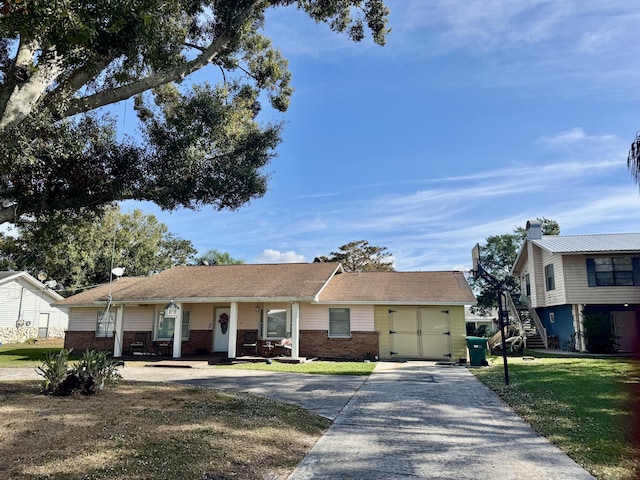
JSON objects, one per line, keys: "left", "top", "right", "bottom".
{"left": 35, "top": 348, "right": 121, "bottom": 396}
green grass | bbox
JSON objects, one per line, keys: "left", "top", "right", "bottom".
{"left": 473, "top": 355, "right": 640, "bottom": 480}
{"left": 213, "top": 360, "right": 377, "bottom": 376}
{"left": 0, "top": 339, "right": 66, "bottom": 367}
{"left": 0, "top": 340, "right": 375, "bottom": 376}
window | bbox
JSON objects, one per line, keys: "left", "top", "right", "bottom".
{"left": 525, "top": 273, "right": 531, "bottom": 296}
{"left": 96, "top": 310, "right": 115, "bottom": 337}
{"left": 544, "top": 264, "right": 555, "bottom": 291}
{"left": 329, "top": 308, "right": 350, "bottom": 337}
{"left": 182, "top": 311, "right": 190, "bottom": 339}
{"left": 587, "top": 257, "right": 640, "bottom": 287}
{"left": 266, "top": 309, "right": 287, "bottom": 338}
{"left": 155, "top": 311, "right": 190, "bottom": 340}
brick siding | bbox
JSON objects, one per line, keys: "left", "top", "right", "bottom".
{"left": 299, "top": 330, "right": 379, "bottom": 359}
{"left": 66, "top": 328, "right": 380, "bottom": 359}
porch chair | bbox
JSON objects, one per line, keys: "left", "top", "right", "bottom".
{"left": 242, "top": 331, "right": 259, "bottom": 356}
{"left": 129, "top": 332, "right": 148, "bottom": 355}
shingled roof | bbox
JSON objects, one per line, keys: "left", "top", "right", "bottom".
{"left": 317, "top": 270, "right": 475, "bottom": 305}
{"left": 57, "top": 263, "right": 476, "bottom": 307}
{"left": 58, "top": 263, "right": 343, "bottom": 305}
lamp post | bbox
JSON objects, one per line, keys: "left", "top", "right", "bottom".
{"left": 472, "top": 244, "right": 510, "bottom": 386}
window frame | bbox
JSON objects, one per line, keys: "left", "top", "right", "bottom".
{"left": 587, "top": 257, "right": 640, "bottom": 287}
{"left": 544, "top": 264, "right": 555, "bottom": 291}
{"left": 154, "top": 310, "right": 190, "bottom": 341}
{"left": 329, "top": 307, "right": 351, "bottom": 338}
{"left": 265, "top": 308, "right": 288, "bottom": 340}
{"left": 96, "top": 310, "right": 115, "bottom": 338}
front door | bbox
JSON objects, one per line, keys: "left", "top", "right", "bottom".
{"left": 213, "top": 307, "right": 230, "bottom": 353}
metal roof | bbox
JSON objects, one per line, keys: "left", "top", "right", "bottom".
{"left": 531, "top": 233, "right": 640, "bottom": 254}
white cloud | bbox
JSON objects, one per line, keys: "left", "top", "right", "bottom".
{"left": 537, "top": 128, "right": 618, "bottom": 148}
{"left": 254, "top": 249, "right": 306, "bottom": 264}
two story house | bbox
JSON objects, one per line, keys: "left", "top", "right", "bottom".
{"left": 511, "top": 220, "right": 640, "bottom": 353}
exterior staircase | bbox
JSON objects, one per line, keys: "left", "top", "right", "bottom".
{"left": 505, "top": 293, "right": 548, "bottom": 350}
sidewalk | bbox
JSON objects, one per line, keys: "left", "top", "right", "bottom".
{"left": 288, "top": 362, "right": 595, "bottom": 479}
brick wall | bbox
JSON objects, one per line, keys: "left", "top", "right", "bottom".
{"left": 65, "top": 330, "right": 214, "bottom": 356}
{"left": 299, "top": 330, "right": 379, "bottom": 359}
{"left": 182, "top": 330, "right": 212, "bottom": 355}
{"left": 64, "top": 331, "right": 113, "bottom": 352}
{"left": 66, "top": 329, "right": 380, "bottom": 359}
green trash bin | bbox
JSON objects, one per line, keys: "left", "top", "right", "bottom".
{"left": 466, "top": 336, "right": 488, "bottom": 366}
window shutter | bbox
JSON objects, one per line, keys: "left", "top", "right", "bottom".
{"left": 586, "top": 258, "right": 596, "bottom": 287}
{"left": 633, "top": 258, "right": 640, "bottom": 286}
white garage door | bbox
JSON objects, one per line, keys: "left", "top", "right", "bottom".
{"left": 390, "top": 307, "right": 451, "bottom": 360}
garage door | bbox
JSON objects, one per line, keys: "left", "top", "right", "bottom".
{"left": 390, "top": 307, "right": 451, "bottom": 360}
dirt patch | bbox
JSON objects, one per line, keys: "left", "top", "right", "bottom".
{"left": 0, "top": 381, "right": 329, "bottom": 479}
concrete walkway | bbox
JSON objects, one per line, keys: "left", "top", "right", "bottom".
{"left": 0, "top": 362, "right": 595, "bottom": 479}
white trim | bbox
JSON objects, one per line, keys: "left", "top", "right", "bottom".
{"left": 228, "top": 302, "right": 238, "bottom": 358}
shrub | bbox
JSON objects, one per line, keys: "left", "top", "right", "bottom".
{"left": 35, "top": 348, "right": 72, "bottom": 395}
{"left": 75, "top": 350, "right": 122, "bottom": 394}
{"left": 35, "top": 349, "right": 121, "bottom": 396}
{"left": 583, "top": 312, "right": 619, "bottom": 354}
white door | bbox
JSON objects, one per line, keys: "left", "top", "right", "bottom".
{"left": 390, "top": 307, "right": 451, "bottom": 359}
{"left": 37, "top": 313, "right": 50, "bottom": 338}
{"left": 612, "top": 311, "right": 639, "bottom": 352}
{"left": 390, "top": 308, "right": 420, "bottom": 357}
{"left": 213, "top": 307, "right": 230, "bottom": 353}
{"left": 419, "top": 308, "right": 451, "bottom": 360}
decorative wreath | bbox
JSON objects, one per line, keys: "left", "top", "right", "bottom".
{"left": 218, "top": 313, "right": 229, "bottom": 325}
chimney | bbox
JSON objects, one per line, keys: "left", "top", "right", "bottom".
{"left": 525, "top": 220, "right": 542, "bottom": 240}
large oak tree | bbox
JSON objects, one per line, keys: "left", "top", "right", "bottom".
{"left": 0, "top": 0, "right": 389, "bottom": 225}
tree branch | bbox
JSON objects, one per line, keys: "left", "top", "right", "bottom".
{"left": 61, "top": 1, "right": 260, "bottom": 119}
{"left": 0, "top": 46, "right": 65, "bottom": 132}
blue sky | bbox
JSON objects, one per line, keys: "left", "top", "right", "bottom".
{"left": 123, "top": 0, "right": 640, "bottom": 271}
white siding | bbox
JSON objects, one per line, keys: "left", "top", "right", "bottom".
{"left": 0, "top": 278, "right": 68, "bottom": 329}
{"left": 300, "top": 304, "right": 374, "bottom": 331}
{"left": 184, "top": 303, "right": 216, "bottom": 330}
{"left": 564, "top": 255, "right": 640, "bottom": 305}
{"left": 122, "top": 306, "right": 155, "bottom": 331}
{"left": 538, "top": 250, "right": 567, "bottom": 306}
{"left": 69, "top": 307, "right": 101, "bottom": 331}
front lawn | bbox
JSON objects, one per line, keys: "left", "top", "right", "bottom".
{"left": 472, "top": 355, "right": 640, "bottom": 480}
{"left": 0, "top": 381, "right": 329, "bottom": 480}
{"left": 213, "top": 360, "right": 376, "bottom": 376}
{"left": 0, "top": 339, "right": 65, "bottom": 367}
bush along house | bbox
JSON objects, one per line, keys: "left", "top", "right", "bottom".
{"left": 58, "top": 262, "right": 476, "bottom": 362}
{"left": 511, "top": 220, "right": 640, "bottom": 354}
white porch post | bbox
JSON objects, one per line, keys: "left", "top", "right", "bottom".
{"left": 113, "top": 305, "right": 124, "bottom": 357}
{"left": 172, "top": 302, "right": 183, "bottom": 358}
{"left": 228, "top": 302, "right": 238, "bottom": 358}
{"left": 575, "top": 304, "right": 587, "bottom": 352}
{"left": 291, "top": 302, "right": 300, "bottom": 359}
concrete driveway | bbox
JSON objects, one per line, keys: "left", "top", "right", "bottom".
{"left": 288, "top": 362, "right": 595, "bottom": 479}
{"left": 0, "top": 362, "right": 595, "bottom": 479}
